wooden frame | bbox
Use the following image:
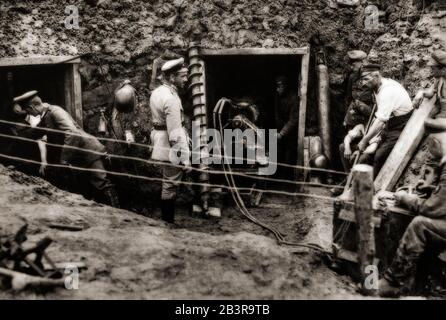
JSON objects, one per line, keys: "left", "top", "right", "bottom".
{"left": 200, "top": 46, "right": 311, "bottom": 175}
{"left": 0, "top": 56, "right": 83, "bottom": 127}
{"left": 374, "top": 96, "right": 437, "bottom": 191}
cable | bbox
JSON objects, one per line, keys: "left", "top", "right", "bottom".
{"left": 0, "top": 118, "right": 347, "bottom": 176}
{"left": 0, "top": 131, "right": 345, "bottom": 190}
{"left": 216, "top": 102, "right": 326, "bottom": 252}
{"left": 0, "top": 151, "right": 339, "bottom": 202}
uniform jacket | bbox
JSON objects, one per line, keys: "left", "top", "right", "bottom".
{"left": 35, "top": 104, "right": 105, "bottom": 165}
{"left": 274, "top": 92, "right": 299, "bottom": 138}
{"left": 399, "top": 162, "right": 446, "bottom": 219}
{"left": 343, "top": 70, "right": 374, "bottom": 128}
{"left": 149, "top": 84, "right": 189, "bottom": 163}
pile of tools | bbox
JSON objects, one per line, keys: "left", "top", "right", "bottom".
{"left": 0, "top": 224, "right": 66, "bottom": 291}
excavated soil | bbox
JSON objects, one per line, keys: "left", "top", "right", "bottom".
{"left": 0, "top": 164, "right": 360, "bottom": 299}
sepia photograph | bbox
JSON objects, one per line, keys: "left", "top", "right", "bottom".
{"left": 0, "top": 0, "right": 445, "bottom": 311}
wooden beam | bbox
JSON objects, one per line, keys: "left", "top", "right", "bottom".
{"left": 338, "top": 209, "right": 382, "bottom": 227}
{"left": 0, "top": 56, "right": 81, "bottom": 67}
{"left": 374, "top": 96, "right": 437, "bottom": 192}
{"left": 72, "top": 64, "right": 83, "bottom": 128}
{"left": 200, "top": 47, "right": 309, "bottom": 56}
{"left": 64, "top": 65, "right": 74, "bottom": 119}
{"left": 353, "top": 164, "right": 376, "bottom": 295}
{"left": 336, "top": 248, "right": 379, "bottom": 266}
{"left": 296, "top": 47, "right": 310, "bottom": 177}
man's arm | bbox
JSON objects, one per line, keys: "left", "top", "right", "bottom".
{"left": 37, "top": 138, "right": 48, "bottom": 176}
{"left": 355, "top": 100, "right": 373, "bottom": 117}
{"left": 358, "top": 119, "right": 385, "bottom": 151}
{"left": 165, "top": 96, "right": 190, "bottom": 167}
{"left": 278, "top": 95, "right": 299, "bottom": 139}
{"left": 343, "top": 133, "right": 353, "bottom": 157}
{"left": 396, "top": 186, "right": 446, "bottom": 219}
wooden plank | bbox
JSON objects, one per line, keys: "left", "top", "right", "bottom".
{"left": 338, "top": 209, "right": 382, "bottom": 227}
{"left": 0, "top": 56, "right": 81, "bottom": 67}
{"left": 303, "top": 137, "right": 310, "bottom": 182}
{"left": 72, "top": 64, "right": 83, "bottom": 128}
{"left": 374, "top": 96, "right": 437, "bottom": 191}
{"left": 64, "top": 65, "right": 74, "bottom": 118}
{"left": 352, "top": 164, "right": 376, "bottom": 295}
{"left": 337, "top": 249, "right": 379, "bottom": 266}
{"left": 297, "top": 48, "right": 310, "bottom": 175}
{"left": 200, "top": 47, "right": 309, "bottom": 56}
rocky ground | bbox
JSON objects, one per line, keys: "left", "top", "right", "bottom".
{"left": 0, "top": 163, "right": 362, "bottom": 299}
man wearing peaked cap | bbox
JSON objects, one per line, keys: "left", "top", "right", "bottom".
{"left": 347, "top": 50, "right": 367, "bottom": 61}
{"left": 334, "top": 50, "right": 375, "bottom": 187}
{"left": 379, "top": 125, "right": 446, "bottom": 297}
{"left": 161, "top": 57, "right": 188, "bottom": 75}
{"left": 410, "top": 50, "right": 446, "bottom": 191}
{"left": 14, "top": 91, "right": 120, "bottom": 208}
{"left": 431, "top": 50, "right": 446, "bottom": 67}
{"left": 13, "top": 90, "right": 39, "bottom": 105}
{"left": 357, "top": 63, "right": 413, "bottom": 176}
{"left": 150, "top": 56, "right": 190, "bottom": 224}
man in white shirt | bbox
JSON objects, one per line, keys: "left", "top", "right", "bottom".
{"left": 357, "top": 64, "right": 413, "bottom": 176}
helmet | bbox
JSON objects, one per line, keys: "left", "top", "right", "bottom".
{"left": 114, "top": 80, "right": 136, "bottom": 113}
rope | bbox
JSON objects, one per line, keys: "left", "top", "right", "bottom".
{"left": 216, "top": 104, "right": 326, "bottom": 252}
{"left": 0, "top": 118, "right": 347, "bottom": 176}
{"left": 0, "top": 131, "right": 345, "bottom": 190}
{"left": 0, "top": 151, "right": 340, "bottom": 202}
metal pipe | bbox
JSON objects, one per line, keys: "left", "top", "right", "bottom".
{"left": 316, "top": 60, "right": 332, "bottom": 164}
{"left": 188, "top": 42, "right": 210, "bottom": 211}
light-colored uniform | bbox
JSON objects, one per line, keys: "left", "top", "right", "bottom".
{"left": 150, "top": 83, "right": 190, "bottom": 200}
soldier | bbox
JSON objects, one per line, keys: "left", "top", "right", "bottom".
{"left": 14, "top": 90, "right": 120, "bottom": 207}
{"left": 274, "top": 76, "right": 299, "bottom": 173}
{"left": 357, "top": 64, "right": 413, "bottom": 176}
{"left": 411, "top": 50, "right": 446, "bottom": 192}
{"left": 379, "top": 120, "right": 446, "bottom": 297}
{"left": 150, "top": 57, "right": 190, "bottom": 224}
{"left": 342, "top": 50, "right": 374, "bottom": 129}
{"left": 339, "top": 50, "right": 376, "bottom": 172}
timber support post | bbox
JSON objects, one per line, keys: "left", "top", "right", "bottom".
{"left": 352, "top": 164, "right": 376, "bottom": 296}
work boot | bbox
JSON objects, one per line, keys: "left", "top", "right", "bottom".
{"left": 330, "top": 178, "right": 346, "bottom": 196}
{"left": 161, "top": 199, "right": 175, "bottom": 224}
{"left": 378, "top": 278, "right": 402, "bottom": 298}
{"left": 103, "top": 187, "right": 120, "bottom": 208}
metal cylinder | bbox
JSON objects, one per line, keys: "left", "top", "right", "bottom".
{"left": 188, "top": 43, "right": 210, "bottom": 209}
{"left": 317, "top": 63, "right": 332, "bottom": 164}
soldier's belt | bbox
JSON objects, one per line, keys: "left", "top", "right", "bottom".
{"left": 153, "top": 123, "right": 184, "bottom": 131}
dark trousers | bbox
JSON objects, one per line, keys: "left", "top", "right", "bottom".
{"left": 89, "top": 158, "right": 113, "bottom": 192}
{"left": 339, "top": 142, "right": 373, "bottom": 172}
{"left": 385, "top": 216, "right": 446, "bottom": 287}
{"left": 373, "top": 112, "right": 412, "bottom": 177}
{"left": 373, "top": 131, "right": 400, "bottom": 176}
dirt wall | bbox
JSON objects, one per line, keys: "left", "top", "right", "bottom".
{"left": 1, "top": 0, "right": 443, "bottom": 197}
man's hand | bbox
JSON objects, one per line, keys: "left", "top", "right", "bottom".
{"left": 39, "top": 162, "right": 47, "bottom": 176}
{"left": 357, "top": 139, "right": 367, "bottom": 152}
{"left": 394, "top": 190, "right": 419, "bottom": 207}
{"left": 183, "top": 160, "right": 192, "bottom": 174}
{"left": 412, "top": 90, "right": 424, "bottom": 109}
{"left": 393, "top": 190, "right": 407, "bottom": 205}
{"left": 343, "top": 147, "right": 352, "bottom": 160}
{"left": 350, "top": 150, "right": 360, "bottom": 162}
{"left": 276, "top": 132, "right": 283, "bottom": 142}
